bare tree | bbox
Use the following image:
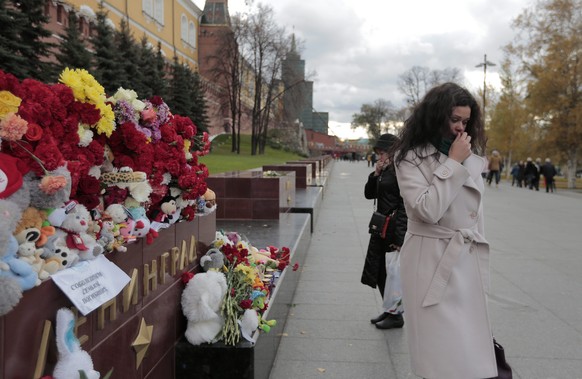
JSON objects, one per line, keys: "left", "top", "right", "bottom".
{"left": 238, "top": 3, "right": 290, "bottom": 155}
{"left": 205, "top": 17, "right": 245, "bottom": 153}
{"left": 398, "top": 66, "right": 462, "bottom": 107}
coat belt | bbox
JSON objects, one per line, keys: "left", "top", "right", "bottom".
{"left": 406, "top": 220, "right": 485, "bottom": 307}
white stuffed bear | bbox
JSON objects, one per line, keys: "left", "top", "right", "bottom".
{"left": 53, "top": 202, "right": 103, "bottom": 261}
{"left": 181, "top": 250, "right": 228, "bottom": 345}
{"left": 53, "top": 308, "right": 100, "bottom": 379}
{"left": 17, "top": 241, "right": 48, "bottom": 283}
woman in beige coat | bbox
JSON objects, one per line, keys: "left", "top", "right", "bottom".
{"left": 393, "top": 83, "right": 498, "bottom": 379}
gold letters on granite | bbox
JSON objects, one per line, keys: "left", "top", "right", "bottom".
{"left": 33, "top": 234, "right": 197, "bottom": 376}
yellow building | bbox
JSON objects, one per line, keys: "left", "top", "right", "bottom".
{"left": 49, "top": 0, "right": 203, "bottom": 70}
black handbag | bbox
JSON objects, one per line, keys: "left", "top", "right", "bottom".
{"left": 487, "top": 338, "right": 512, "bottom": 379}
{"left": 368, "top": 211, "right": 390, "bottom": 238}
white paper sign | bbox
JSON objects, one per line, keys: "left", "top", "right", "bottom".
{"left": 51, "top": 255, "right": 131, "bottom": 316}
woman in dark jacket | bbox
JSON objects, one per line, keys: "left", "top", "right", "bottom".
{"left": 361, "top": 133, "right": 408, "bottom": 329}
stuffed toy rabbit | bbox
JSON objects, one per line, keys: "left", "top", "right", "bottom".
{"left": 53, "top": 308, "right": 100, "bottom": 379}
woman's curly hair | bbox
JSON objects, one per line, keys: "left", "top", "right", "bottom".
{"left": 393, "top": 82, "right": 486, "bottom": 165}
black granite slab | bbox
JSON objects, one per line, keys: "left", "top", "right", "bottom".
{"left": 176, "top": 213, "right": 311, "bottom": 379}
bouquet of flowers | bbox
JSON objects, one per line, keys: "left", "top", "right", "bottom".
{"left": 209, "top": 231, "right": 297, "bottom": 346}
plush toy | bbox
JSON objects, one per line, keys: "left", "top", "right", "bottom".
{"left": 28, "top": 166, "right": 72, "bottom": 210}
{"left": 17, "top": 241, "right": 48, "bottom": 283}
{"left": 0, "top": 199, "right": 25, "bottom": 315}
{"left": 181, "top": 250, "right": 228, "bottom": 346}
{"left": 0, "top": 153, "right": 31, "bottom": 212}
{"left": 0, "top": 235, "right": 39, "bottom": 291}
{"left": 0, "top": 276, "right": 23, "bottom": 316}
{"left": 53, "top": 307, "right": 100, "bottom": 379}
{"left": 203, "top": 188, "right": 216, "bottom": 209}
{"left": 14, "top": 207, "right": 55, "bottom": 248}
{"left": 149, "top": 194, "right": 177, "bottom": 231}
{"left": 53, "top": 202, "right": 104, "bottom": 261}
{"left": 14, "top": 207, "right": 52, "bottom": 282}
{"left": 42, "top": 237, "right": 79, "bottom": 274}
{"left": 238, "top": 309, "right": 259, "bottom": 342}
{"left": 128, "top": 206, "right": 157, "bottom": 244}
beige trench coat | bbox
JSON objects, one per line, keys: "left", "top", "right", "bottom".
{"left": 395, "top": 146, "right": 497, "bottom": 379}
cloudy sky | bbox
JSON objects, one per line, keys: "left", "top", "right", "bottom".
{"left": 196, "top": 0, "right": 533, "bottom": 138}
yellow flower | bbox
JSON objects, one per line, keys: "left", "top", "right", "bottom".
{"left": 58, "top": 68, "right": 116, "bottom": 136}
{"left": 0, "top": 91, "right": 22, "bottom": 119}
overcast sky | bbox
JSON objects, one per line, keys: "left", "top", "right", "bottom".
{"left": 195, "top": 0, "right": 533, "bottom": 138}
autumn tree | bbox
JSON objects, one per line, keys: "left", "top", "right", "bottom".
{"left": 506, "top": 0, "right": 582, "bottom": 188}
{"left": 487, "top": 57, "right": 530, "bottom": 173}
{"left": 351, "top": 99, "right": 395, "bottom": 143}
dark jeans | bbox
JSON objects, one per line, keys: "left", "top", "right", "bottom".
{"left": 545, "top": 177, "right": 555, "bottom": 192}
{"left": 487, "top": 170, "right": 500, "bottom": 185}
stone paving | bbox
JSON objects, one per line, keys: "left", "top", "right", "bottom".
{"left": 269, "top": 159, "right": 582, "bottom": 379}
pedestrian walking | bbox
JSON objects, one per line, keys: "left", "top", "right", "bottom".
{"left": 524, "top": 157, "right": 538, "bottom": 190}
{"left": 393, "top": 82, "right": 500, "bottom": 378}
{"left": 361, "top": 134, "right": 408, "bottom": 330}
{"left": 486, "top": 150, "right": 502, "bottom": 187}
{"left": 540, "top": 158, "right": 557, "bottom": 193}
{"left": 510, "top": 162, "right": 519, "bottom": 186}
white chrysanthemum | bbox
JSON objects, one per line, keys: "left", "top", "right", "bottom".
{"left": 161, "top": 172, "right": 172, "bottom": 185}
{"left": 78, "top": 125, "right": 94, "bottom": 147}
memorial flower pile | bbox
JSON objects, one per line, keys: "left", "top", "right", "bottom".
{"left": 0, "top": 67, "right": 213, "bottom": 296}
{"left": 210, "top": 231, "right": 297, "bottom": 346}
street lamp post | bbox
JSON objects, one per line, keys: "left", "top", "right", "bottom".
{"left": 475, "top": 54, "right": 496, "bottom": 121}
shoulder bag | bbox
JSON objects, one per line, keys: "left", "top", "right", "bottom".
{"left": 367, "top": 172, "right": 395, "bottom": 239}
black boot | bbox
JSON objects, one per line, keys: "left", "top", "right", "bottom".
{"left": 370, "top": 312, "right": 389, "bottom": 324}
{"left": 375, "top": 313, "right": 404, "bottom": 329}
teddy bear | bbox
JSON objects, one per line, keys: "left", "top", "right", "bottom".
{"left": 17, "top": 241, "right": 48, "bottom": 283}
{"left": 0, "top": 199, "right": 26, "bottom": 315}
{"left": 13, "top": 207, "right": 54, "bottom": 281}
{"left": 53, "top": 307, "right": 100, "bottom": 379}
{"left": 51, "top": 201, "right": 104, "bottom": 261}
{"left": 1, "top": 234, "right": 39, "bottom": 291}
{"left": 181, "top": 249, "right": 228, "bottom": 346}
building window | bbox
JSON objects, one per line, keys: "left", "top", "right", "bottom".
{"left": 154, "top": 0, "right": 164, "bottom": 25}
{"left": 57, "top": 4, "right": 65, "bottom": 24}
{"left": 181, "top": 15, "right": 187, "bottom": 41}
{"left": 142, "top": 0, "right": 153, "bottom": 16}
{"left": 188, "top": 21, "right": 196, "bottom": 48}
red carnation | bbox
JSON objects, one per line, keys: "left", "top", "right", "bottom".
{"left": 0, "top": 69, "right": 20, "bottom": 92}
{"left": 77, "top": 175, "right": 101, "bottom": 195}
{"left": 181, "top": 206, "right": 196, "bottom": 221}
{"left": 240, "top": 299, "right": 253, "bottom": 309}
{"left": 73, "top": 101, "right": 102, "bottom": 125}
{"left": 149, "top": 96, "right": 164, "bottom": 106}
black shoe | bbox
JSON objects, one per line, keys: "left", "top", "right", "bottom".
{"left": 375, "top": 313, "right": 404, "bottom": 329}
{"left": 370, "top": 312, "right": 389, "bottom": 324}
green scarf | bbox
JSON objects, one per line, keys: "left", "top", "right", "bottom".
{"left": 435, "top": 138, "right": 453, "bottom": 156}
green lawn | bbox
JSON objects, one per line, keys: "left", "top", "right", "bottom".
{"left": 199, "top": 134, "right": 305, "bottom": 174}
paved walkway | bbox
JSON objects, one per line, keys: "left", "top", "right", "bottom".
{"left": 269, "top": 160, "right": 582, "bottom": 379}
